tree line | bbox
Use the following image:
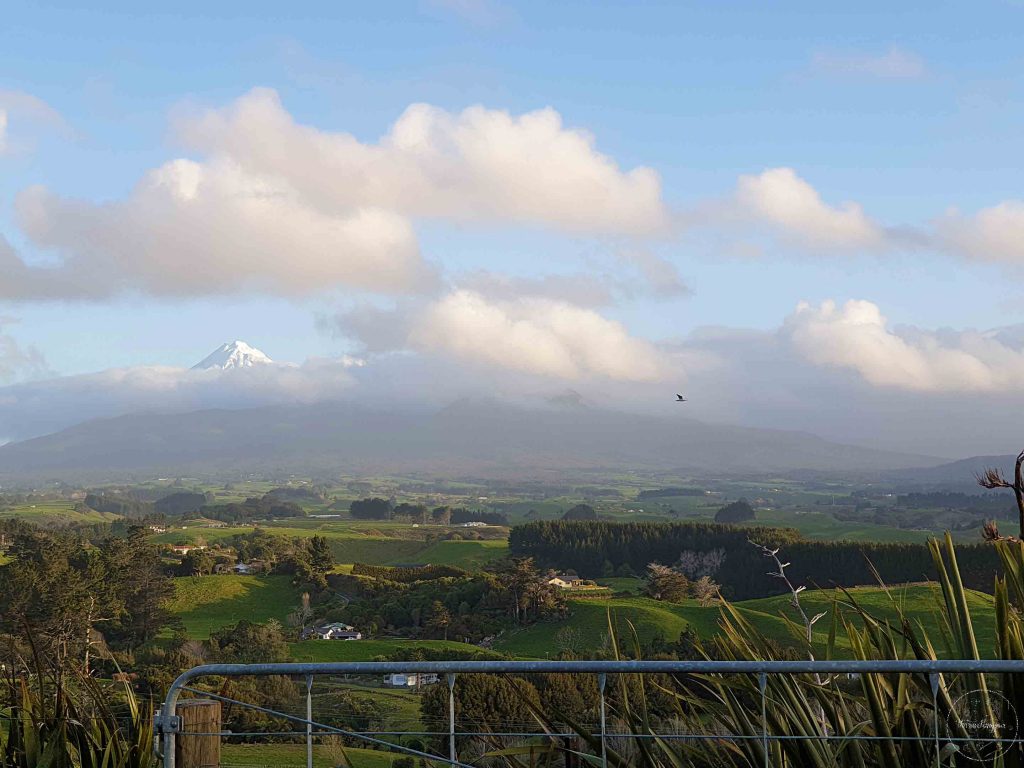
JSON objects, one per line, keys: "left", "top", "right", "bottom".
{"left": 509, "top": 520, "right": 1000, "bottom": 599}
{"left": 349, "top": 498, "right": 508, "bottom": 525}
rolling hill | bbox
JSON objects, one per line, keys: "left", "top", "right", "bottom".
{"left": 0, "top": 398, "right": 938, "bottom": 481}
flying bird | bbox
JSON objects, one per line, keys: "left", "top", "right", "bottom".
{"left": 676, "top": 394, "right": 687, "bottom": 402}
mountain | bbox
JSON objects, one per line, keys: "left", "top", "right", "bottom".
{"left": 0, "top": 398, "right": 940, "bottom": 481}
{"left": 883, "top": 453, "right": 1019, "bottom": 492}
{"left": 192, "top": 341, "right": 273, "bottom": 370}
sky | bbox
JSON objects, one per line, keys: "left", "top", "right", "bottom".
{"left": 2, "top": 1, "right": 1024, "bottom": 457}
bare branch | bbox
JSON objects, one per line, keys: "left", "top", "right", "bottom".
{"left": 977, "top": 468, "right": 1013, "bottom": 489}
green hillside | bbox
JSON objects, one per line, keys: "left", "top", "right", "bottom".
{"left": 495, "top": 584, "right": 998, "bottom": 659}
{"left": 167, "top": 574, "right": 301, "bottom": 638}
{"left": 0, "top": 500, "right": 120, "bottom": 525}
{"left": 411, "top": 539, "right": 508, "bottom": 568}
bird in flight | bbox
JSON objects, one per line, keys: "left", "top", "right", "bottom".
{"left": 676, "top": 394, "right": 687, "bottom": 402}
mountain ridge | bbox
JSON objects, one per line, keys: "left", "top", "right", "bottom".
{"left": 0, "top": 398, "right": 941, "bottom": 482}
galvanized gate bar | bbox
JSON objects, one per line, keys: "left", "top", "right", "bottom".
{"left": 156, "top": 658, "right": 1024, "bottom": 768}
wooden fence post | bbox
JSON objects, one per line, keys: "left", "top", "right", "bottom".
{"left": 175, "top": 699, "right": 221, "bottom": 768}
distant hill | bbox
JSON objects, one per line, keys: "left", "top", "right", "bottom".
{"left": 884, "top": 453, "right": 1020, "bottom": 492}
{"left": 0, "top": 398, "right": 939, "bottom": 481}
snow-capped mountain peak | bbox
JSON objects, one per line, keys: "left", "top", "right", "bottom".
{"left": 192, "top": 341, "right": 273, "bottom": 370}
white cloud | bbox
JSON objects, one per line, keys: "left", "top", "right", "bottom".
{"left": 3, "top": 88, "right": 667, "bottom": 301}
{"left": 935, "top": 201, "right": 1024, "bottom": 264}
{"left": 782, "top": 299, "right": 1024, "bottom": 392}
{"left": 458, "top": 271, "right": 618, "bottom": 308}
{"left": 0, "top": 357, "right": 360, "bottom": 442}
{"left": 178, "top": 88, "right": 667, "bottom": 235}
{"left": 336, "top": 289, "right": 667, "bottom": 381}
{"left": 0, "top": 90, "right": 71, "bottom": 155}
{"left": 0, "top": 317, "right": 47, "bottom": 383}
{"left": 412, "top": 290, "right": 667, "bottom": 381}
{"left": 812, "top": 46, "right": 927, "bottom": 80}
{"left": 735, "top": 167, "right": 886, "bottom": 250}
{"left": 8, "top": 158, "right": 434, "bottom": 299}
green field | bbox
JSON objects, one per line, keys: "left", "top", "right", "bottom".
{"left": 411, "top": 539, "right": 508, "bottom": 568}
{"left": 289, "top": 639, "right": 503, "bottom": 663}
{"left": 167, "top": 575, "right": 300, "bottom": 638}
{"left": 596, "top": 577, "right": 643, "bottom": 593}
{"left": 153, "top": 519, "right": 513, "bottom": 568}
{"left": 738, "top": 510, "right": 938, "bottom": 543}
{"left": 495, "top": 584, "right": 998, "bottom": 659}
{"left": 154, "top": 525, "right": 430, "bottom": 564}
{"left": 0, "top": 500, "right": 120, "bottom": 525}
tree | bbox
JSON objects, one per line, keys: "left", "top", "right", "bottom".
{"left": 978, "top": 450, "right": 1024, "bottom": 539}
{"left": 288, "top": 592, "right": 314, "bottom": 633}
{"left": 178, "top": 549, "right": 215, "bottom": 576}
{"left": 715, "top": 499, "right": 756, "bottom": 523}
{"left": 562, "top": 504, "right": 597, "bottom": 521}
{"left": 554, "top": 625, "right": 585, "bottom": 656}
{"left": 432, "top": 505, "right": 452, "bottom": 525}
{"left": 644, "top": 563, "right": 690, "bottom": 602}
{"left": 492, "top": 557, "right": 564, "bottom": 625}
{"left": 210, "top": 619, "right": 291, "bottom": 663}
{"left": 308, "top": 535, "right": 334, "bottom": 575}
{"left": 421, "top": 674, "right": 539, "bottom": 740}
{"left": 691, "top": 575, "right": 721, "bottom": 607}
{"left": 350, "top": 497, "right": 393, "bottom": 520}
{"left": 426, "top": 600, "right": 451, "bottom": 640}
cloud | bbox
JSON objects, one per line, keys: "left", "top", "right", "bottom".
{"left": 0, "top": 317, "right": 48, "bottom": 383}
{"left": 782, "top": 299, "right": 1024, "bottom": 392}
{"left": 178, "top": 88, "right": 667, "bottom": 235}
{"left": 8, "top": 158, "right": 435, "bottom": 299}
{"left": 458, "top": 271, "right": 618, "bottom": 308}
{"left": 935, "top": 201, "right": 1024, "bottom": 264}
{"left": 735, "top": 167, "right": 886, "bottom": 251}
{"left": 811, "top": 46, "right": 927, "bottom": 80}
{"left": 617, "top": 248, "right": 690, "bottom": 298}
{"left": 0, "top": 357, "right": 360, "bottom": 442}
{"left": 335, "top": 289, "right": 667, "bottom": 381}
{"left": 3, "top": 88, "right": 667, "bottom": 301}
{"left": 0, "top": 90, "right": 71, "bottom": 155}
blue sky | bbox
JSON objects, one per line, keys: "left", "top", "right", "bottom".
{"left": 1, "top": 1, "right": 1024, "bottom": 454}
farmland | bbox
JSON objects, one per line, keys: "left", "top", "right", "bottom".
{"left": 494, "top": 584, "right": 998, "bottom": 660}
{"left": 162, "top": 572, "right": 998, "bottom": 663}
{"left": 167, "top": 574, "right": 300, "bottom": 637}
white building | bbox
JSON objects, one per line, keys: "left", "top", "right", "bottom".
{"left": 303, "top": 622, "right": 362, "bottom": 641}
{"left": 383, "top": 673, "right": 440, "bottom": 688}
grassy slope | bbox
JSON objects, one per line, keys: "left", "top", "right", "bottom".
{"left": 167, "top": 575, "right": 300, "bottom": 638}
{"left": 740, "top": 510, "right": 935, "bottom": 543}
{"left": 154, "top": 525, "right": 428, "bottom": 564}
{"left": 495, "top": 585, "right": 998, "bottom": 659}
{"left": 0, "top": 500, "right": 120, "bottom": 525}
{"left": 411, "top": 539, "right": 508, "bottom": 569}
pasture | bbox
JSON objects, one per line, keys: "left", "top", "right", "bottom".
{"left": 495, "top": 584, "right": 998, "bottom": 659}
{"left": 167, "top": 574, "right": 300, "bottom": 638}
